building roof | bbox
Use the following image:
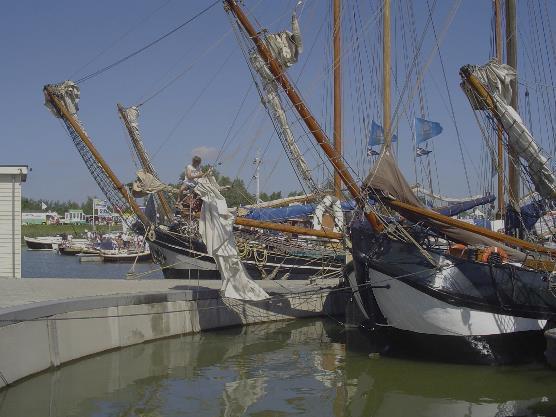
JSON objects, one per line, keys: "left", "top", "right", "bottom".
{"left": 0, "top": 165, "right": 28, "bottom": 182}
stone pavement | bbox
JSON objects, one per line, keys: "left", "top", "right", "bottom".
{"left": 0, "top": 277, "right": 341, "bottom": 309}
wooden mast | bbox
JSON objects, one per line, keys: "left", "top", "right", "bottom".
{"left": 226, "top": 0, "right": 556, "bottom": 257}
{"left": 46, "top": 87, "right": 341, "bottom": 240}
{"left": 44, "top": 87, "right": 150, "bottom": 226}
{"left": 383, "top": 0, "right": 392, "bottom": 148}
{"left": 225, "top": 0, "right": 383, "bottom": 232}
{"left": 506, "top": 0, "right": 520, "bottom": 211}
{"left": 494, "top": 0, "right": 505, "bottom": 219}
{"left": 333, "top": 0, "right": 342, "bottom": 199}
{"left": 117, "top": 103, "right": 173, "bottom": 221}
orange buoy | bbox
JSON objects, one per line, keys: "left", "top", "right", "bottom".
{"left": 480, "top": 246, "right": 508, "bottom": 264}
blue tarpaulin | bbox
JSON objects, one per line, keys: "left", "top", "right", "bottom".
{"left": 243, "top": 195, "right": 492, "bottom": 223}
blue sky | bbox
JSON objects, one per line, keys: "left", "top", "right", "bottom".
{"left": 1, "top": 0, "right": 554, "bottom": 203}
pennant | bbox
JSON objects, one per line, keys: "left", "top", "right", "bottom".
{"left": 416, "top": 147, "right": 432, "bottom": 157}
{"left": 368, "top": 120, "right": 398, "bottom": 147}
{"left": 41, "top": 202, "right": 47, "bottom": 210}
{"left": 415, "top": 117, "right": 443, "bottom": 144}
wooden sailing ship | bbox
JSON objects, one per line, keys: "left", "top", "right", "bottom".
{"left": 42, "top": 0, "right": 556, "bottom": 363}
{"left": 224, "top": 0, "right": 556, "bottom": 364}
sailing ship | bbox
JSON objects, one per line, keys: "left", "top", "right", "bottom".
{"left": 223, "top": 0, "right": 556, "bottom": 363}
{"left": 42, "top": 0, "right": 556, "bottom": 363}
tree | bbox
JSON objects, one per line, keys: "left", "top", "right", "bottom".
{"left": 209, "top": 168, "right": 254, "bottom": 207}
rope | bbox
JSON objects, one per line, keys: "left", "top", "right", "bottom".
{"left": 76, "top": 0, "right": 220, "bottom": 84}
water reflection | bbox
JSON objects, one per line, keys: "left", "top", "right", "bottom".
{"left": 0, "top": 319, "right": 554, "bottom": 417}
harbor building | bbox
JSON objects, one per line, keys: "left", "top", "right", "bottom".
{"left": 0, "top": 165, "right": 28, "bottom": 278}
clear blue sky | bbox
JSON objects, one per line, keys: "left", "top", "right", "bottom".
{"left": 1, "top": 0, "right": 553, "bottom": 203}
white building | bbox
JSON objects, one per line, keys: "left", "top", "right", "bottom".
{"left": 0, "top": 165, "right": 28, "bottom": 278}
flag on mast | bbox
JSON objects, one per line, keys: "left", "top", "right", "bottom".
{"left": 416, "top": 147, "right": 432, "bottom": 157}
{"left": 368, "top": 120, "right": 398, "bottom": 147}
{"left": 415, "top": 117, "right": 443, "bottom": 144}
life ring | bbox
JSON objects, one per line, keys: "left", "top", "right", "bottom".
{"left": 480, "top": 247, "right": 508, "bottom": 264}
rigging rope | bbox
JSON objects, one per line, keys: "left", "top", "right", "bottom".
{"left": 75, "top": 0, "right": 220, "bottom": 84}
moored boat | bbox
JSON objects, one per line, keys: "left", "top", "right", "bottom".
{"left": 24, "top": 236, "right": 62, "bottom": 250}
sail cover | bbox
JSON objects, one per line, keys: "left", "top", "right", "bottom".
{"left": 462, "top": 60, "right": 556, "bottom": 200}
{"left": 195, "top": 176, "right": 269, "bottom": 301}
{"left": 364, "top": 151, "right": 527, "bottom": 261}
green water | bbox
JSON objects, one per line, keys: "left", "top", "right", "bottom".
{"left": 1, "top": 319, "right": 554, "bottom": 417}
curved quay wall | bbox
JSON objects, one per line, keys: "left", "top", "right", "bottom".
{"left": 0, "top": 283, "right": 347, "bottom": 388}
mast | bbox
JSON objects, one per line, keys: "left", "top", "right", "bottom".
{"left": 117, "top": 104, "right": 173, "bottom": 221}
{"left": 226, "top": 0, "right": 556, "bottom": 257}
{"left": 253, "top": 150, "right": 261, "bottom": 203}
{"left": 495, "top": 0, "right": 505, "bottom": 219}
{"left": 506, "top": 0, "right": 520, "bottom": 209}
{"left": 333, "top": 0, "right": 342, "bottom": 198}
{"left": 383, "top": 0, "right": 392, "bottom": 148}
{"left": 225, "top": 0, "right": 383, "bottom": 232}
{"left": 44, "top": 88, "right": 150, "bottom": 226}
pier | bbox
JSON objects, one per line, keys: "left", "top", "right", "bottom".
{"left": 0, "top": 277, "right": 346, "bottom": 388}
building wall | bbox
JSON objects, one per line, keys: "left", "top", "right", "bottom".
{"left": 0, "top": 173, "right": 23, "bottom": 278}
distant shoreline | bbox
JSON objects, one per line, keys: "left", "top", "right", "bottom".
{"left": 22, "top": 224, "right": 123, "bottom": 241}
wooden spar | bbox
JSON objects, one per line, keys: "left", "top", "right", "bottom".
{"left": 44, "top": 87, "right": 150, "bottom": 226}
{"left": 494, "top": 0, "right": 505, "bottom": 219}
{"left": 506, "top": 0, "right": 520, "bottom": 208}
{"left": 387, "top": 198, "right": 556, "bottom": 256}
{"left": 117, "top": 103, "right": 174, "bottom": 221}
{"left": 234, "top": 216, "right": 342, "bottom": 240}
{"left": 188, "top": 210, "right": 342, "bottom": 239}
{"left": 333, "top": 0, "right": 342, "bottom": 199}
{"left": 383, "top": 0, "right": 392, "bottom": 148}
{"left": 226, "top": 1, "right": 556, "bottom": 257}
{"left": 225, "top": 0, "right": 383, "bottom": 232}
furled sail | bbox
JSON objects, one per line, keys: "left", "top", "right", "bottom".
{"left": 365, "top": 151, "right": 526, "bottom": 261}
{"left": 249, "top": 12, "right": 318, "bottom": 193}
{"left": 44, "top": 81, "right": 81, "bottom": 123}
{"left": 461, "top": 59, "right": 556, "bottom": 200}
{"left": 118, "top": 104, "right": 174, "bottom": 221}
{"left": 120, "top": 106, "right": 156, "bottom": 175}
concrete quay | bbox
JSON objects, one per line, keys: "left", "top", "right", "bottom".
{"left": 0, "top": 277, "right": 346, "bottom": 388}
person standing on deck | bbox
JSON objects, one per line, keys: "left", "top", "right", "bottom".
{"left": 179, "top": 155, "right": 212, "bottom": 213}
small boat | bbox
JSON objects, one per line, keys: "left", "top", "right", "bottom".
{"left": 101, "top": 250, "right": 152, "bottom": 263}
{"left": 24, "top": 236, "right": 62, "bottom": 250}
{"left": 58, "top": 245, "right": 99, "bottom": 256}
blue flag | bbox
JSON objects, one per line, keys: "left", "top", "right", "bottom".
{"left": 368, "top": 120, "right": 398, "bottom": 147}
{"left": 415, "top": 117, "right": 443, "bottom": 144}
{"left": 416, "top": 147, "right": 432, "bottom": 157}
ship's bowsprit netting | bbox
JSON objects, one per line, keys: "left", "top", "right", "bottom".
{"left": 60, "top": 117, "right": 137, "bottom": 222}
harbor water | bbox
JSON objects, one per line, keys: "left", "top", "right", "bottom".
{"left": 22, "top": 247, "right": 163, "bottom": 279}
{"left": 0, "top": 318, "right": 555, "bottom": 417}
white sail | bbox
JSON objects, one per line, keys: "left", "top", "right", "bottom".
{"left": 463, "top": 59, "right": 556, "bottom": 200}
{"left": 249, "top": 12, "right": 318, "bottom": 193}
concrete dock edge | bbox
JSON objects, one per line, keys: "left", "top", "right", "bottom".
{"left": 0, "top": 284, "right": 347, "bottom": 388}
